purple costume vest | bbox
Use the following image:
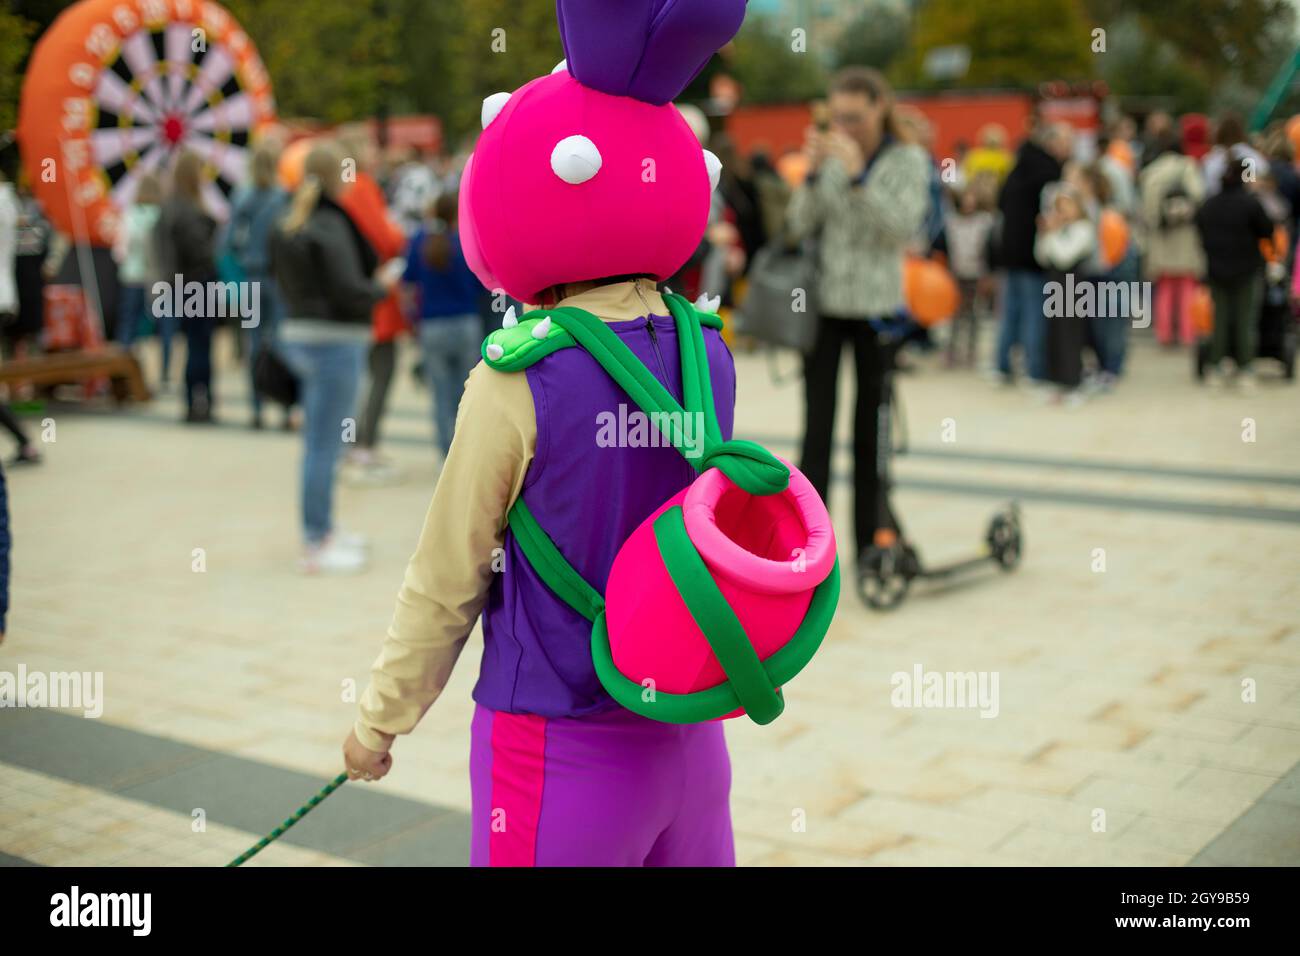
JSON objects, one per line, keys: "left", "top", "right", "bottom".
{"left": 473, "top": 312, "right": 736, "bottom": 717}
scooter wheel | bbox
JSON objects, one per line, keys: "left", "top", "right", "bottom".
{"left": 988, "top": 510, "right": 1022, "bottom": 571}
{"left": 857, "top": 543, "right": 914, "bottom": 610}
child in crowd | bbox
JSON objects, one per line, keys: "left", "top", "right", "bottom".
{"left": 399, "top": 194, "right": 482, "bottom": 457}
{"left": 1076, "top": 162, "right": 1131, "bottom": 389}
{"left": 943, "top": 178, "right": 995, "bottom": 367}
{"left": 1034, "top": 182, "right": 1097, "bottom": 403}
{"left": 113, "top": 175, "right": 163, "bottom": 350}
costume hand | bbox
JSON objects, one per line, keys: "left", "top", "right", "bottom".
{"left": 343, "top": 728, "right": 393, "bottom": 782}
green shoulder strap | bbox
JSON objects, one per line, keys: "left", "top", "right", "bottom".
{"left": 547, "top": 296, "right": 789, "bottom": 495}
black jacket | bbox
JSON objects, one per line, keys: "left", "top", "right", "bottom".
{"left": 997, "top": 140, "right": 1063, "bottom": 271}
{"left": 1195, "top": 183, "right": 1274, "bottom": 284}
{"left": 270, "top": 196, "right": 382, "bottom": 324}
{"left": 155, "top": 196, "right": 217, "bottom": 281}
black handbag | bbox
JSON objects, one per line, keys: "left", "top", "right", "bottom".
{"left": 733, "top": 239, "right": 820, "bottom": 355}
{"left": 252, "top": 348, "right": 300, "bottom": 407}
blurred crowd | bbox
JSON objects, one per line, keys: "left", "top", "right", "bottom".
{"left": 670, "top": 68, "right": 1299, "bottom": 561}
{"left": 700, "top": 104, "right": 1296, "bottom": 401}
{"left": 1, "top": 76, "right": 1297, "bottom": 573}
{"left": 0, "top": 126, "right": 493, "bottom": 573}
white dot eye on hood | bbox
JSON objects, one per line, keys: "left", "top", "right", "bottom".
{"left": 551, "top": 134, "right": 602, "bottom": 185}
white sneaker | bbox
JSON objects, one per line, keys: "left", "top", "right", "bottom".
{"left": 1205, "top": 365, "right": 1224, "bottom": 389}
{"left": 343, "top": 458, "right": 401, "bottom": 487}
{"left": 1025, "top": 380, "right": 1056, "bottom": 403}
{"left": 335, "top": 529, "right": 370, "bottom": 552}
{"left": 1237, "top": 369, "right": 1258, "bottom": 393}
{"left": 300, "top": 537, "right": 367, "bottom": 575}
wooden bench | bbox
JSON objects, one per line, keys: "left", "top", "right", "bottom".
{"left": 0, "top": 346, "right": 151, "bottom": 403}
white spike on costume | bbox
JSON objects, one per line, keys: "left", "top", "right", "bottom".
{"left": 532, "top": 316, "right": 553, "bottom": 339}
{"left": 551, "top": 59, "right": 568, "bottom": 74}
{"left": 481, "top": 92, "right": 511, "bottom": 130}
{"left": 695, "top": 293, "right": 721, "bottom": 313}
{"left": 486, "top": 343, "right": 505, "bottom": 361}
{"left": 550, "top": 135, "right": 602, "bottom": 184}
{"left": 702, "top": 149, "right": 722, "bottom": 191}
{"left": 502, "top": 305, "right": 518, "bottom": 328}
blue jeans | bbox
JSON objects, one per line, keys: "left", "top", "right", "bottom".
{"left": 1087, "top": 301, "right": 1129, "bottom": 377}
{"left": 419, "top": 314, "right": 481, "bottom": 455}
{"left": 180, "top": 312, "right": 216, "bottom": 415}
{"left": 158, "top": 308, "right": 179, "bottom": 382}
{"left": 997, "top": 269, "right": 1048, "bottom": 381}
{"left": 282, "top": 339, "right": 366, "bottom": 544}
{"left": 1090, "top": 249, "right": 1138, "bottom": 376}
{"left": 116, "top": 284, "right": 147, "bottom": 346}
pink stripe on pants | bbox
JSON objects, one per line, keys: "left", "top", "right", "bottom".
{"left": 469, "top": 702, "right": 735, "bottom": 866}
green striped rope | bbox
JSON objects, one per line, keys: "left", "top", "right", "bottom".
{"left": 225, "top": 771, "right": 349, "bottom": 867}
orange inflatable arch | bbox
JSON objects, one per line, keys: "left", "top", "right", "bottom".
{"left": 17, "top": 0, "right": 276, "bottom": 247}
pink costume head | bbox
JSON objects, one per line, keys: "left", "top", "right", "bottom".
{"left": 458, "top": 0, "right": 748, "bottom": 304}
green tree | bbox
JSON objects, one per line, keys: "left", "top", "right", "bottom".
{"left": 834, "top": 2, "right": 909, "bottom": 72}
{"left": 1086, "top": 0, "right": 1294, "bottom": 90}
{"left": 893, "top": 0, "right": 1097, "bottom": 91}
{"left": 728, "top": 15, "right": 828, "bottom": 105}
{"left": 223, "top": 0, "right": 405, "bottom": 124}
{"left": 1091, "top": 14, "right": 1210, "bottom": 115}
{"left": 439, "top": 0, "right": 563, "bottom": 147}
{"left": 1, "top": 8, "right": 37, "bottom": 136}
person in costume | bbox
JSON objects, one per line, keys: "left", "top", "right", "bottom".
{"left": 342, "top": 0, "right": 758, "bottom": 866}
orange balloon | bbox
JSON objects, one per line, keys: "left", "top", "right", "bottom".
{"left": 1288, "top": 116, "right": 1300, "bottom": 157}
{"left": 903, "top": 257, "right": 959, "bottom": 327}
{"left": 278, "top": 137, "right": 317, "bottom": 191}
{"left": 16, "top": 0, "right": 276, "bottom": 247}
{"left": 1190, "top": 285, "right": 1214, "bottom": 336}
{"left": 1099, "top": 209, "right": 1130, "bottom": 268}
{"left": 776, "top": 151, "right": 810, "bottom": 188}
{"left": 1260, "top": 225, "right": 1288, "bottom": 264}
{"left": 1106, "top": 139, "right": 1135, "bottom": 173}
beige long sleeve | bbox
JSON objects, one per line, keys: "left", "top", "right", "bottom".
{"left": 354, "top": 279, "right": 666, "bottom": 753}
{"left": 353, "top": 361, "right": 535, "bottom": 752}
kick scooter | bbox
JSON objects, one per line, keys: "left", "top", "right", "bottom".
{"left": 855, "top": 325, "right": 1022, "bottom": 611}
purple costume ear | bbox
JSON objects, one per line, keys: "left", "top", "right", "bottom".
{"left": 555, "top": 0, "right": 747, "bottom": 105}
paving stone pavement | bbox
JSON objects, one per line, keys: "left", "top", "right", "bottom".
{"left": 2, "top": 328, "right": 1298, "bottom": 866}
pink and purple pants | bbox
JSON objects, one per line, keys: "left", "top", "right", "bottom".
{"left": 469, "top": 702, "right": 735, "bottom": 866}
